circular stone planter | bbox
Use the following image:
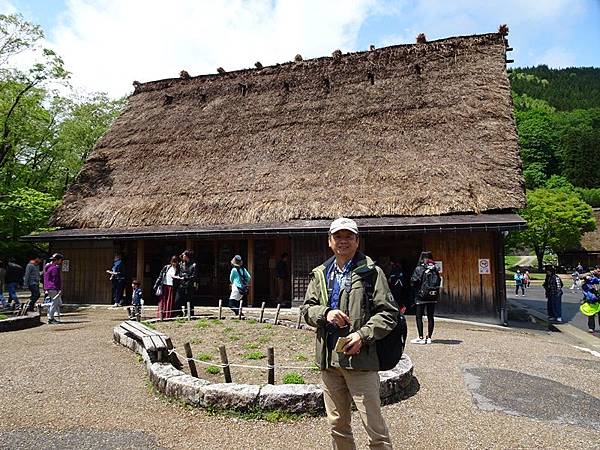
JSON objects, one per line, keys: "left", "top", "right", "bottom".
{"left": 114, "top": 316, "right": 414, "bottom": 414}
{"left": 0, "top": 311, "right": 41, "bottom": 332}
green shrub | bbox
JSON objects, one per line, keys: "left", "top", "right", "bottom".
{"left": 195, "top": 353, "right": 212, "bottom": 361}
{"left": 205, "top": 366, "right": 220, "bottom": 375}
{"left": 282, "top": 372, "right": 305, "bottom": 384}
{"left": 243, "top": 351, "right": 266, "bottom": 360}
{"left": 244, "top": 342, "right": 259, "bottom": 350}
{"left": 576, "top": 187, "right": 600, "bottom": 207}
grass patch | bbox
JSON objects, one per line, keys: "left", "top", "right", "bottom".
{"left": 263, "top": 323, "right": 273, "bottom": 329}
{"left": 205, "top": 365, "right": 220, "bottom": 375}
{"left": 223, "top": 326, "right": 234, "bottom": 333}
{"left": 244, "top": 342, "right": 259, "bottom": 350}
{"left": 246, "top": 319, "right": 258, "bottom": 324}
{"left": 190, "top": 338, "right": 202, "bottom": 345}
{"left": 0, "top": 314, "right": 7, "bottom": 320}
{"left": 175, "top": 317, "right": 186, "bottom": 324}
{"left": 295, "top": 353, "right": 308, "bottom": 361}
{"left": 258, "top": 334, "right": 272, "bottom": 344}
{"left": 229, "top": 335, "right": 241, "bottom": 341}
{"left": 282, "top": 372, "right": 305, "bottom": 384}
{"left": 209, "top": 318, "right": 224, "bottom": 326}
{"left": 243, "top": 351, "right": 266, "bottom": 360}
{"left": 207, "top": 406, "right": 308, "bottom": 423}
{"left": 309, "top": 363, "right": 320, "bottom": 373}
{"left": 141, "top": 321, "right": 156, "bottom": 330}
{"left": 195, "top": 319, "right": 211, "bottom": 329}
{"left": 195, "top": 352, "right": 213, "bottom": 361}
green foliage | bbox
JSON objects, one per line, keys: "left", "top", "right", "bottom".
{"left": 205, "top": 365, "right": 220, "bottom": 375}
{"left": 195, "top": 352, "right": 212, "bottom": 361}
{"left": 0, "top": 314, "right": 7, "bottom": 320}
{"left": 544, "top": 175, "right": 575, "bottom": 192}
{"left": 282, "top": 372, "right": 305, "bottom": 384}
{"left": 576, "top": 188, "right": 600, "bottom": 207}
{"left": 243, "top": 351, "right": 266, "bottom": 360}
{"left": 509, "top": 189, "right": 596, "bottom": 270}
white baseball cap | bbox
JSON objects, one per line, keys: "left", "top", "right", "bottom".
{"left": 329, "top": 217, "right": 359, "bottom": 235}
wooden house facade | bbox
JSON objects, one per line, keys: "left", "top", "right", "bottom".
{"left": 25, "top": 31, "right": 526, "bottom": 322}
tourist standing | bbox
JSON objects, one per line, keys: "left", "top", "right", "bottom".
{"left": 154, "top": 256, "right": 180, "bottom": 319}
{"left": 5, "top": 259, "right": 23, "bottom": 309}
{"left": 410, "top": 252, "right": 441, "bottom": 345}
{"left": 44, "top": 253, "right": 64, "bottom": 324}
{"left": 275, "top": 253, "right": 288, "bottom": 304}
{"left": 514, "top": 269, "right": 525, "bottom": 296}
{"left": 302, "top": 217, "right": 397, "bottom": 449}
{"left": 229, "top": 255, "right": 251, "bottom": 316}
{"left": 570, "top": 270, "right": 580, "bottom": 290}
{"left": 0, "top": 260, "right": 6, "bottom": 307}
{"left": 23, "top": 256, "right": 42, "bottom": 311}
{"left": 107, "top": 253, "right": 126, "bottom": 307}
{"left": 130, "top": 279, "right": 143, "bottom": 321}
{"left": 175, "top": 250, "right": 197, "bottom": 315}
{"left": 523, "top": 270, "right": 531, "bottom": 289}
{"left": 388, "top": 260, "right": 406, "bottom": 313}
{"left": 543, "top": 266, "right": 563, "bottom": 323}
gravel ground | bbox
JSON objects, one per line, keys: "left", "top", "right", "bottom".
{"left": 0, "top": 307, "right": 599, "bottom": 450}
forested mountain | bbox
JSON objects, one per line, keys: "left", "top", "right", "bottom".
{"left": 510, "top": 66, "right": 600, "bottom": 111}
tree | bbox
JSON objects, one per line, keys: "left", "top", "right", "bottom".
{"left": 509, "top": 189, "right": 596, "bottom": 271}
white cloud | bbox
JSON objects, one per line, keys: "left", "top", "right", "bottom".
{"left": 533, "top": 46, "right": 576, "bottom": 68}
{"left": 47, "top": 0, "right": 377, "bottom": 98}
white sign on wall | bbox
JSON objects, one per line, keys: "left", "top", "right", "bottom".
{"left": 478, "top": 258, "right": 490, "bottom": 275}
{"left": 61, "top": 260, "right": 70, "bottom": 272}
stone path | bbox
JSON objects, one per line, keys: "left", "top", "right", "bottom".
{"left": 0, "top": 307, "right": 599, "bottom": 449}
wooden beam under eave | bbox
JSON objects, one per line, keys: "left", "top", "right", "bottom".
{"left": 247, "top": 237, "right": 255, "bottom": 307}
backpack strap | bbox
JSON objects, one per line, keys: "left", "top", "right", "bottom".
{"left": 362, "top": 270, "right": 378, "bottom": 319}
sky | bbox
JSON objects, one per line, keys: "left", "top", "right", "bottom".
{"left": 2, "top": 0, "right": 599, "bottom": 98}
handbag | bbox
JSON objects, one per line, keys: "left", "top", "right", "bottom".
{"left": 155, "top": 284, "right": 163, "bottom": 297}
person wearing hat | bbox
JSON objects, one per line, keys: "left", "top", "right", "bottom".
{"left": 44, "top": 253, "right": 64, "bottom": 324}
{"left": 410, "top": 251, "right": 441, "bottom": 344}
{"left": 302, "top": 217, "right": 398, "bottom": 449}
{"left": 229, "top": 255, "right": 251, "bottom": 316}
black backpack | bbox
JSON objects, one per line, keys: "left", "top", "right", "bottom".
{"left": 419, "top": 265, "right": 441, "bottom": 301}
{"left": 236, "top": 267, "right": 249, "bottom": 295}
{"left": 363, "top": 273, "right": 408, "bottom": 371}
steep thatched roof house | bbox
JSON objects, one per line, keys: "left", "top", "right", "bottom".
{"left": 559, "top": 209, "right": 600, "bottom": 269}
{"left": 28, "top": 31, "right": 525, "bottom": 321}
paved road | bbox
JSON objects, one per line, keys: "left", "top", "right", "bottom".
{"left": 507, "top": 284, "right": 598, "bottom": 335}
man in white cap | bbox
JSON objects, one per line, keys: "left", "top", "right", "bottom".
{"left": 302, "top": 217, "right": 398, "bottom": 449}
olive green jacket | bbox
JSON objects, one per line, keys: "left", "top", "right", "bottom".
{"left": 301, "top": 253, "right": 398, "bottom": 371}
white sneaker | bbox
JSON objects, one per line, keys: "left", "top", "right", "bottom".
{"left": 555, "top": 317, "right": 563, "bottom": 323}
{"left": 411, "top": 337, "right": 426, "bottom": 345}
{"left": 426, "top": 337, "right": 432, "bottom": 344}
{"left": 588, "top": 329, "right": 595, "bottom": 333}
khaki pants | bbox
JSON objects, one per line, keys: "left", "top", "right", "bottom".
{"left": 321, "top": 367, "right": 392, "bottom": 450}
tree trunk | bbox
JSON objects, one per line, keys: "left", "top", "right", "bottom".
{"left": 534, "top": 246, "right": 545, "bottom": 272}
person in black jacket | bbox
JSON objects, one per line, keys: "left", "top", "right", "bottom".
{"left": 5, "top": 259, "right": 24, "bottom": 309}
{"left": 410, "top": 251, "right": 440, "bottom": 345}
{"left": 175, "top": 250, "right": 197, "bottom": 316}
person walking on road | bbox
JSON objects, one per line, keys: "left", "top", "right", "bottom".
{"left": 44, "top": 253, "right": 64, "bottom": 324}
{"left": 543, "top": 266, "right": 563, "bottom": 323}
{"left": 5, "top": 259, "right": 23, "bottom": 309}
{"left": 302, "top": 217, "right": 398, "bottom": 449}
{"left": 23, "top": 256, "right": 42, "bottom": 311}
{"left": 570, "top": 270, "right": 580, "bottom": 290}
{"left": 514, "top": 269, "right": 525, "bottom": 296}
{"left": 107, "top": 254, "right": 126, "bottom": 307}
{"left": 410, "top": 252, "right": 442, "bottom": 345}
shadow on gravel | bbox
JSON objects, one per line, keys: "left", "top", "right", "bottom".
{"left": 0, "top": 428, "right": 166, "bottom": 450}
{"left": 463, "top": 367, "right": 600, "bottom": 429}
{"left": 432, "top": 339, "right": 462, "bottom": 345}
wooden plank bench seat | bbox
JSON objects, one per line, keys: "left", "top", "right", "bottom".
{"left": 119, "top": 320, "right": 182, "bottom": 368}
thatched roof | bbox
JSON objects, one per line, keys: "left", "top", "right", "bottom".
{"left": 581, "top": 209, "right": 600, "bottom": 251}
{"left": 51, "top": 32, "right": 524, "bottom": 229}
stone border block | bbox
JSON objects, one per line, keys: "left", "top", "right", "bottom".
{"left": 257, "top": 383, "right": 324, "bottom": 413}
{"left": 202, "top": 383, "right": 261, "bottom": 410}
{"left": 0, "top": 312, "right": 41, "bottom": 332}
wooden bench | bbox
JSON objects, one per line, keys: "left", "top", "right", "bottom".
{"left": 119, "top": 320, "right": 182, "bottom": 368}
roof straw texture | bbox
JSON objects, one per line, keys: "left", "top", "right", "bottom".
{"left": 51, "top": 32, "right": 525, "bottom": 229}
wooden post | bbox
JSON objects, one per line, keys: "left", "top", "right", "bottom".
{"left": 247, "top": 237, "right": 255, "bottom": 307}
{"left": 218, "top": 299, "right": 223, "bottom": 319}
{"left": 219, "top": 345, "right": 232, "bottom": 383}
{"left": 159, "top": 308, "right": 164, "bottom": 321}
{"left": 267, "top": 347, "right": 275, "bottom": 385}
{"left": 165, "top": 337, "right": 182, "bottom": 370}
{"left": 274, "top": 303, "right": 281, "bottom": 325}
{"left": 126, "top": 307, "right": 132, "bottom": 318}
{"left": 187, "top": 301, "right": 191, "bottom": 320}
{"left": 181, "top": 306, "right": 186, "bottom": 317}
{"left": 296, "top": 310, "right": 302, "bottom": 329}
{"left": 183, "top": 342, "right": 198, "bottom": 378}
{"left": 136, "top": 239, "right": 145, "bottom": 291}
{"left": 259, "top": 302, "right": 266, "bottom": 323}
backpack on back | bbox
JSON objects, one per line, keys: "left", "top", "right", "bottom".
{"left": 236, "top": 267, "right": 249, "bottom": 295}
{"left": 419, "top": 265, "right": 441, "bottom": 301}
{"left": 363, "top": 273, "right": 408, "bottom": 371}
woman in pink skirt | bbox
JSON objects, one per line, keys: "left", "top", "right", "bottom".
{"left": 154, "top": 255, "right": 181, "bottom": 319}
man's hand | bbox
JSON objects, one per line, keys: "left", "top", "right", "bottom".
{"left": 343, "top": 332, "right": 362, "bottom": 355}
{"left": 326, "top": 309, "right": 350, "bottom": 328}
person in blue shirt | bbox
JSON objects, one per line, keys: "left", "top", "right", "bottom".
{"left": 229, "top": 255, "right": 251, "bottom": 316}
{"left": 106, "top": 254, "right": 126, "bottom": 307}
{"left": 130, "top": 279, "right": 143, "bottom": 321}
{"left": 581, "top": 274, "right": 600, "bottom": 332}
{"left": 514, "top": 269, "right": 525, "bottom": 296}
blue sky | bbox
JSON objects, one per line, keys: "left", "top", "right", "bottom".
{"left": 3, "top": 0, "right": 599, "bottom": 97}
